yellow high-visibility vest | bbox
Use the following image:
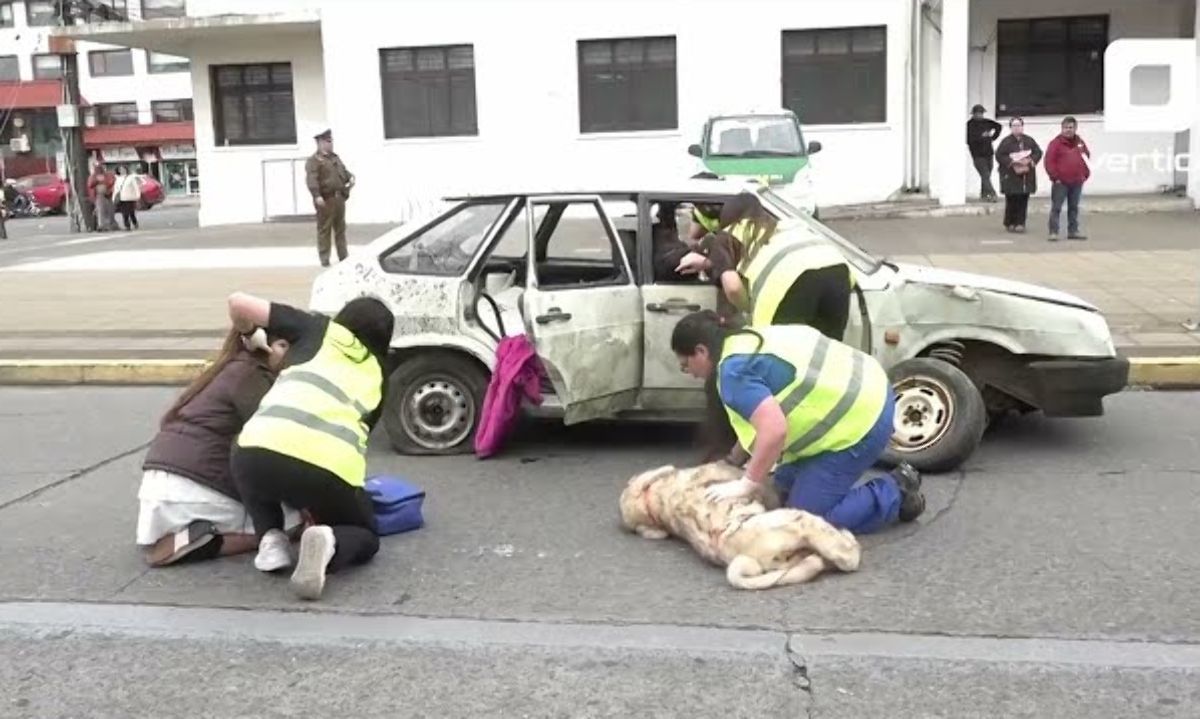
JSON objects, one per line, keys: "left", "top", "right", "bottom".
{"left": 718, "top": 326, "right": 889, "bottom": 463}
{"left": 740, "top": 230, "right": 850, "bottom": 326}
{"left": 238, "top": 321, "right": 382, "bottom": 487}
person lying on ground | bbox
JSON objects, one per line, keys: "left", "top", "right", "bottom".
{"left": 137, "top": 326, "right": 301, "bottom": 567}
{"left": 228, "top": 292, "right": 394, "bottom": 601}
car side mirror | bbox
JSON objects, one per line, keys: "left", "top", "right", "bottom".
{"left": 807, "top": 141, "right": 823, "bottom": 154}
{"left": 687, "top": 144, "right": 703, "bottom": 158}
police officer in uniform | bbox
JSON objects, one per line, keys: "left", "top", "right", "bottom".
{"left": 671, "top": 310, "right": 925, "bottom": 534}
{"left": 305, "top": 128, "right": 355, "bottom": 267}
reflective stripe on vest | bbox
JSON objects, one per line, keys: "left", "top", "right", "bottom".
{"left": 237, "top": 322, "right": 382, "bottom": 487}
{"left": 717, "top": 326, "right": 889, "bottom": 462}
{"left": 742, "top": 234, "right": 849, "bottom": 327}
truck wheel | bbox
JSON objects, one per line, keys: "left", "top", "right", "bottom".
{"left": 880, "top": 358, "right": 986, "bottom": 474}
{"left": 383, "top": 353, "right": 489, "bottom": 456}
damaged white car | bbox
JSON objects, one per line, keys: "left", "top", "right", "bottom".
{"left": 310, "top": 179, "right": 1129, "bottom": 472}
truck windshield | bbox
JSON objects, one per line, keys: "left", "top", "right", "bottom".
{"left": 706, "top": 116, "right": 804, "bottom": 157}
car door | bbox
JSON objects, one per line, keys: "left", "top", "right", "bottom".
{"left": 521, "top": 195, "right": 643, "bottom": 425}
{"left": 637, "top": 197, "right": 719, "bottom": 410}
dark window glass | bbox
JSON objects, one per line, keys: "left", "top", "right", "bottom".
{"left": 210, "top": 62, "right": 296, "bottom": 146}
{"left": 781, "top": 26, "right": 887, "bottom": 124}
{"left": 577, "top": 36, "right": 677, "bottom": 133}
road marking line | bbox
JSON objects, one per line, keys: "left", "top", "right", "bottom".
{"left": 979, "top": 239, "right": 1014, "bottom": 245}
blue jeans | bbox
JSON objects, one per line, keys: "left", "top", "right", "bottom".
{"left": 773, "top": 393, "right": 901, "bottom": 535}
{"left": 1049, "top": 181, "right": 1083, "bottom": 235}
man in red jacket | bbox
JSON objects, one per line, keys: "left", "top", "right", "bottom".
{"left": 1044, "top": 116, "right": 1090, "bottom": 241}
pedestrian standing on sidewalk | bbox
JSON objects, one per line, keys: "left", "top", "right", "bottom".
{"left": 305, "top": 128, "right": 356, "bottom": 267}
{"left": 1044, "top": 116, "right": 1091, "bottom": 242}
{"left": 228, "top": 292, "right": 393, "bottom": 601}
{"left": 995, "top": 117, "right": 1042, "bottom": 234}
{"left": 113, "top": 166, "right": 144, "bottom": 230}
{"left": 87, "top": 163, "right": 118, "bottom": 232}
{"left": 966, "top": 104, "right": 1002, "bottom": 202}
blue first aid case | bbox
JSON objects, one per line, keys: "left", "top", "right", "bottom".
{"left": 365, "top": 475, "right": 425, "bottom": 536}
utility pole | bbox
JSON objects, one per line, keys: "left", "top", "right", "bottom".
{"left": 50, "top": 0, "right": 96, "bottom": 233}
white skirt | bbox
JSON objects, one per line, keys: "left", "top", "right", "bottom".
{"left": 136, "top": 469, "right": 302, "bottom": 546}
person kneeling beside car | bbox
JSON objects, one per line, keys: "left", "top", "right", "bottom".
{"left": 137, "top": 326, "right": 302, "bottom": 566}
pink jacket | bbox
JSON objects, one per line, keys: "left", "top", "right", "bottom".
{"left": 474, "top": 335, "right": 546, "bottom": 458}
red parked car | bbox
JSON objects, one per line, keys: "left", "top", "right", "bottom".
{"left": 15, "top": 172, "right": 165, "bottom": 214}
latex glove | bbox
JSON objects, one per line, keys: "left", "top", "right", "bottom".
{"left": 675, "top": 251, "right": 709, "bottom": 275}
{"left": 705, "top": 477, "right": 758, "bottom": 503}
{"left": 242, "top": 327, "right": 270, "bottom": 353}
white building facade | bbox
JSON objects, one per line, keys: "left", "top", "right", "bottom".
{"left": 58, "top": 0, "right": 1200, "bottom": 227}
{"left": 0, "top": 0, "right": 198, "bottom": 195}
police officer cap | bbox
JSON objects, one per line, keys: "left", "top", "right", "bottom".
{"left": 314, "top": 128, "right": 332, "bottom": 141}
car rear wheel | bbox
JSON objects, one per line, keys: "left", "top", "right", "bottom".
{"left": 383, "top": 352, "right": 489, "bottom": 456}
{"left": 879, "top": 357, "right": 986, "bottom": 474}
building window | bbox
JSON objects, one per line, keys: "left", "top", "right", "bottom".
{"left": 96, "top": 102, "right": 139, "bottom": 125}
{"left": 89, "top": 0, "right": 127, "bottom": 19}
{"left": 32, "top": 54, "right": 62, "bottom": 80}
{"left": 152, "top": 99, "right": 193, "bottom": 123}
{"left": 147, "top": 51, "right": 189, "bottom": 74}
{"left": 89, "top": 49, "right": 134, "bottom": 77}
{"left": 26, "top": 0, "right": 58, "bottom": 26}
{"left": 577, "top": 36, "right": 677, "bottom": 133}
{"left": 781, "top": 26, "right": 887, "bottom": 125}
{"left": 210, "top": 62, "right": 296, "bottom": 146}
{"left": 996, "top": 15, "right": 1108, "bottom": 117}
{"left": 0, "top": 55, "right": 18, "bottom": 82}
{"left": 1, "top": 2, "right": 15, "bottom": 29}
{"left": 379, "top": 44, "right": 478, "bottom": 139}
{"left": 141, "top": 0, "right": 185, "bottom": 19}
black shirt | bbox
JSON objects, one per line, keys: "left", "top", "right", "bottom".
{"left": 266, "top": 302, "right": 388, "bottom": 432}
{"left": 966, "top": 118, "right": 1003, "bottom": 159}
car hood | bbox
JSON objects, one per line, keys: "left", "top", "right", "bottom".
{"left": 891, "top": 262, "right": 1098, "bottom": 312}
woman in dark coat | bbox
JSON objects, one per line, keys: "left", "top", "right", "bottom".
{"left": 994, "top": 117, "right": 1043, "bottom": 233}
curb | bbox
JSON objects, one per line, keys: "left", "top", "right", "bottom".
{"left": 0, "top": 360, "right": 209, "bottom": 386}
{"left": 1, "top": 356, "right": 1199, "bottom": 389}
{"left": 823, "top": 197, "right": 1195, "bottom": 222}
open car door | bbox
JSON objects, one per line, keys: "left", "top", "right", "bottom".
{"left": 521, "top": 195, "right": 643, "bottom": 424}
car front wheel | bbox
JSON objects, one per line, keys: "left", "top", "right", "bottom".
{"left": 879, "top": 357, "right": 987, "bottom": 474}
{"left": 383, "top": 352, "right": 488, "bottom": 456}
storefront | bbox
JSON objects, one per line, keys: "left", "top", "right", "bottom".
{"left": 84, "top": 122, "right": 199, "bottom": 197}
{"left": 158, "top": 143, "right": 199, "bottom": 196}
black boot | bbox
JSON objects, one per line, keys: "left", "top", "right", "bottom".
{"left": 892, "top": 462, "right": 925, "bottom": 523}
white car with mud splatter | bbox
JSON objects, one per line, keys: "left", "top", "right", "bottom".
{"left": 309, "top": 179, "right": 1129, "bottom": 472}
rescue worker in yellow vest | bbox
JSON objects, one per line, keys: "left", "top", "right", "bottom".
{"left": 671, "top": 310, "right": 925, "bottom": 533}
{"left": 676, "top": 192, "right": 854, "bottom": 341}
{"left": 228, "top": 292, "right": 394, "bottom": 600}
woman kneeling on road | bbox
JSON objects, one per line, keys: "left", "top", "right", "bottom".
{"left": 228, "top": 292, "right": 394, "bottom": 600}
{"left": 670, "top": 310, "right": 925, "bottom": 534}
{"left": 137, "top": 327, "right": 299, "bottom": 566}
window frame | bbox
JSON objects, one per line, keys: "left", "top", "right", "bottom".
{"left": 1, "top": 2, "right": 16, "bottom": 29}
{"left": 0, "top": 54, "right": 19, "bottom": 82}
{"left": 151, "top": 98, "right": 193, "bottom": 123}
{"left": 209, "top": 62, "right": 297, "bottom": 147}
{"left": 95, "top": 102, "right": 140, "bottom": 126}
{"left": 140, "top": 0, "right": 185, "bottom": 19}
{"left": 88, "top": 49, "right": 135, "bottom": 78}
{"left": 32, "top": 54, "right": 63, "bottom": 80}
{"left": 994, "top": 14, "right": 1109, "bottom": 118}
{"left": 25, "top": 0, "right": 57, "bottom": 26}
{"left": 576, "top": 35, "right": 679, "bottom": 134}
{"left": 780, "top": 25, "right": 889, "bottom": 125}
{"left": 147, "top": 50, "right": 190, "bottom": 74}
{"left": 527, "top": 196, "right": 632, "bottom": 290}
{"left": 378, "top": 43, "right": 479, "bottom": 140}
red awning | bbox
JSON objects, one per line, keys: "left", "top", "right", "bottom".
{"left": 83, "top": 121, "right": 195, "bottom": 148}
{"left": 0, "top": 80, "right": 85, "bottom": 110}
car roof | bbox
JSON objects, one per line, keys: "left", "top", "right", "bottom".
{"left": 446, "top": 177, "right": 761, "bottom": 202}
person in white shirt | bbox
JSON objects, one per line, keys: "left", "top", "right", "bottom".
{"left": 114, "top": 166, "right": 144, "bottom": 231}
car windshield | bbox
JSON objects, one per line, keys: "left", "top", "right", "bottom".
{"left": 760, "top": 188, "right": 884, "bottom": 274}
{"left": 379, "top": 200, "right": 511, "bottom": 276}
{"left": 706, "top": 116, "right": 805, "bottom": 157}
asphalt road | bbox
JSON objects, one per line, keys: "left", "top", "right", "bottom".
{"left": 1, "top": 387, "right": 1199, "bottom": 717}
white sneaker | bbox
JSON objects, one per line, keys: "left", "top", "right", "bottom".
{"left": 290, "top": 525, "right": 336, "bottom": 600}
{"left": 254, "top": 529, "right": 294, "bottom": 572}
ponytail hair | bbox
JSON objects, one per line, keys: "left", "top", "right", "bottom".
{"left": 670, "top": 310, "right": 762, "bottom": 360}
